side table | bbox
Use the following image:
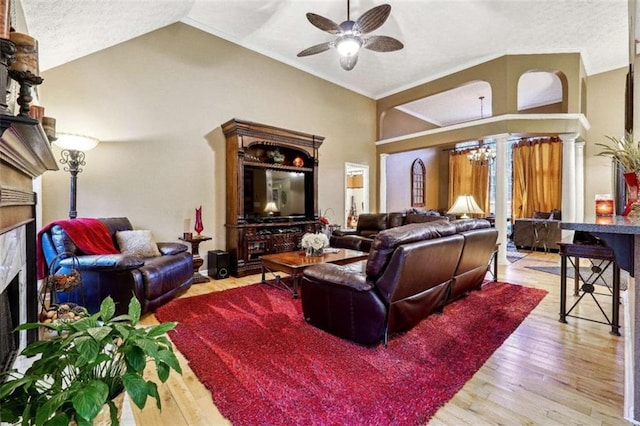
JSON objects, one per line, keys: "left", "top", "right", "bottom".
{"left": 179, "top": 234, "right": 212, "bottom": 284}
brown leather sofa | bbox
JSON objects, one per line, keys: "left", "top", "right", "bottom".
{"left": 39, "top": 217, "right": 193, "bottom": 315}
{"left": 301, "top": 219, "right": 498, "bottom": 346}
{"left": 330, "top": 210, "right": 447, "bottom": 252}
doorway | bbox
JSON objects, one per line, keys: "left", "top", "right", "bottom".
{"left": 345, "top": 163, "right": 369, "bottom": 228}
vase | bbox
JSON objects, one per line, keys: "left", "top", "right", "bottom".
{"left": 194, "top": 206, "right": 203, "bottom": 235}
{"left": 305, "top": 247, "right": 324, "bottom": 257}
{"left": 623, "top": 172, "right": 639, "bottom": 216}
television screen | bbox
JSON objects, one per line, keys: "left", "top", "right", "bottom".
{"left": 244, "top": 167, "right": 309, "bottom": 220}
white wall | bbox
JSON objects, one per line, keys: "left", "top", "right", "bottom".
{"left": 38, "top": 23, "right": 376, "bottom": 264}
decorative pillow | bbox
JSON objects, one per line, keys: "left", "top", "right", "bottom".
{"left": 115, "top": 230, "right": 161, "bottom": 258}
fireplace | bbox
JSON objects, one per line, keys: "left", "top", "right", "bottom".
{"left": 0, "top": 275, "right": 19, "bottom": 373}
{"left": 0, "top": 224, "right": 30, "bottom": 375}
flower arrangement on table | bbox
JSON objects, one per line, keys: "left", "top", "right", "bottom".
{"left": 301, "top": 232, "right": 330, "bottom": 257}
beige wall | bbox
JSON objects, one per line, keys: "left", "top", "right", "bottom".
{"left": 38, "top": 23, "right": 376, "bottom": 261}
{"left": 385, "top": 148, "right": 440, "bottom": 211}
{"left": 585, "top": 67, "right": 627, "bottom": 213}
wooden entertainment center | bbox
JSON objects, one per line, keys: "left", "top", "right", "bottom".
{"left": 222, "top": 119, "right": 324, "bottom": 277}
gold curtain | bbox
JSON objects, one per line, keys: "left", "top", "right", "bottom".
{"left": 512, "top": 137, "right": 562, "bottom": 219}
{"left": 448, "top": 149, "right": 489, "bottom": 215}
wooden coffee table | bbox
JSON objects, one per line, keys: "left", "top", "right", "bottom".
{"left": 260, "top": 248, "right": 368, "bottom": 298}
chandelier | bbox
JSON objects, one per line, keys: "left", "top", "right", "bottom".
{"left": 467, "top": 143, "right": 496, "bottom": 166}
{"left": 466, "top": 96, "right": 495, "bottom": 166}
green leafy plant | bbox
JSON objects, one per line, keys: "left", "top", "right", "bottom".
{"left": 596, "top": 131, "right": 640, "bottom": 173}
{"left": 0, "top": 296, "right": 181, "bottom": 426}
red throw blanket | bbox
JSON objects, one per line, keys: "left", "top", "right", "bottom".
{"left": 37, "top": 218, "right": 120, "bottom": 279}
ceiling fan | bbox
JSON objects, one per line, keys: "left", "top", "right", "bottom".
{"left": 297, "top": 1, "right": 403, "bottom": 71}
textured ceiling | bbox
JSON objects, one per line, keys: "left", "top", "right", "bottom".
{"left": 19, "top": 0, "right": 630, "bottom": 106}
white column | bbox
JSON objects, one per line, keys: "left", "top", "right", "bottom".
{"left": 379, "top": 153, "right": 388, "bottom": 213}
{"left": 560, "top": 133, "right": 578, "bottom": 227}
{"left": 494, "top": 134, "right": 509, "bottom": 265}
{"left": 575, "top": 141, "right": 585, "bottom": 222}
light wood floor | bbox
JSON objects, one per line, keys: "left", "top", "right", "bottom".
{"left": 133, "top": 251, "right": 629, "bottom": 425}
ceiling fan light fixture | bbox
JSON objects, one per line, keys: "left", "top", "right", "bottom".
{"left": 298, "top": 2, "right": 401, "bottom": 71}
{"left": 336, "top": 35, "right": 361, "bottom": 57}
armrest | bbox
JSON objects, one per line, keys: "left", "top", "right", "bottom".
{"left": 303, "top": 263, "right": 372, "bottom": 292}
{"left": 331, "top": 229, "right": 357, "bottom": 237}
{"left": 59, "top": 254, "right": 144, "bottom": 271}
{"left": 157, "top": 242, "right": 188, "bottom": 255}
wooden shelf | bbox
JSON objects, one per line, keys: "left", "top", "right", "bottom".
{"left": 244, "top": 161, "right": 312, "bottom": 173}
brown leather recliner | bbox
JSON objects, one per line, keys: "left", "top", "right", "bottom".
{"left": 329, "top": 212, "right": 405, "bottom": 252}
{"left": 39, "top": 217, "right": 193, "bottom": 315}
{"left": 301, "top": 219, "right": 497, "bottom": 346}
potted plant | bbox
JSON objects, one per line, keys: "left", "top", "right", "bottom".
{"left": 0, "top": 296, "right": 181, "bottom": 426}
{"left": 596, "top": 132, "right": 640, "bottom": 215}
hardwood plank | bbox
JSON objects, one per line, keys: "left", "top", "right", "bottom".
{"left": 132, "top": 251, "right": 629, "bottom": 425}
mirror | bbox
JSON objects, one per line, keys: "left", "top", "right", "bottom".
{"left": 345, "top": 163, "right": 369, "bottom": 228}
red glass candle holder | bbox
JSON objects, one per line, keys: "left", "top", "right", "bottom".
{"left": 595, "top": 194, "right": 614, "bottom": 217}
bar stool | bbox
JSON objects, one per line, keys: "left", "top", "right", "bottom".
{"left": 531, "top": 220, "right": 551, "bottom": 252}
{"left": 558, "top": 240, "right": 621, "bottom": 336}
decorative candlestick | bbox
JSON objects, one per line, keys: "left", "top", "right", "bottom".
{"left": 8, "top": 32, "right": 42, "bottom": 117}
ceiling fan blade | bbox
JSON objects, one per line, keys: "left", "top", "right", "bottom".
{"left": 353, "top": 4, "right": 391, "bottom": 34}
{"left": 297, "top": 42, "right": 333, "bottom": 57}
{"left": 363, "top": 35, "right": 404, "bottom": 52}
{"left": 306, "top": 13, "right": 342, "bottom": 34}
{"left": 340, "top": 54, "right": 359, "bottom": 71}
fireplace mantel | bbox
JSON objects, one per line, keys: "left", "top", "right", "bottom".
{"left": 0, "top": 115, "right": 57, "bottom": 348}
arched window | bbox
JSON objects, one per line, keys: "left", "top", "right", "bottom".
{"left": 411, "top": 159, "right": 425, "bottom": 207}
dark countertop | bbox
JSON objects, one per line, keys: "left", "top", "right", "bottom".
{"left": 561, "top": 215, "right": 640, "bottom": 235}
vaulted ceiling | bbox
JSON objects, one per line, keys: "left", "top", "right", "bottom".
{"left": 19, "top": 0, "right": 630, "bottom": 102}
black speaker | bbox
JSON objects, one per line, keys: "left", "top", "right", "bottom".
{"left": 208, "top": 250, "right": 230, "bottom": 279}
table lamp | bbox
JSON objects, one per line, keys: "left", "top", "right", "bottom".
{"left": 264, "top": 201, "right": 278, "bottom": 216}
{"left": 447, "top": 194, "right": 484, "bottom": 219}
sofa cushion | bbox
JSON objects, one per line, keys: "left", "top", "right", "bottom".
{"left": 405, "top": 214, "right": 448, "bottom": 224}
{"left": 99, "top": 217, "right": 134, "bottom": 247}
{"left": 388, "top": 212, "right": 406, "bottom": 228}
{"left": 366, "top": 222, "right": 458, "bottom": 279}
{"left": 356, "top": 213, "right": 389, "bottom": 236}
{"left": 116, "top": 230, "right": 161, "bottom": 258}
{"left": 450, "top": 218, "right": 491, "bottom": 233}
{"left": 50, "top": 225, "right": 80, "bottom": 256}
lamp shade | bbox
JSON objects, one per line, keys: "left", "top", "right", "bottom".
{"left": 264, "top": 201, "right": 278, "bottom": 214}
{"left": 447, "top": 194, "right": 484, "bottom": 218}
{"left": 53, "top": 133, "right": 100, "bottom": 152}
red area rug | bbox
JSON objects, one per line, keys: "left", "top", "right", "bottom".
{"left": 156, "top": 281, "right": 547, "bottom": 425}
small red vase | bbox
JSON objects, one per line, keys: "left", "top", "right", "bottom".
{"left": 194, "top": 206, "right": 203, "bottom": 235}
{"left": 623, "top": 172, "right": 639, "bottom": 216}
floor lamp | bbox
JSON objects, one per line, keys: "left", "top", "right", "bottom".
{"left": 53, "top": 133, "right": 100, "bottom": 219}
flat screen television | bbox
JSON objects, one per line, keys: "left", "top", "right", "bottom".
{"left": 243, "top": 167, "right": 313, "bottom": 221}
